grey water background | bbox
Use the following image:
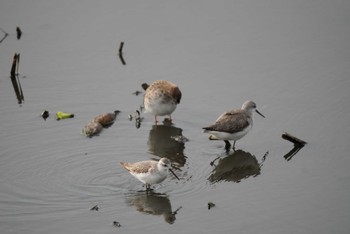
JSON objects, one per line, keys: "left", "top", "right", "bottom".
{"left": 1, "top": 0, "right": 350, "bottom": 233}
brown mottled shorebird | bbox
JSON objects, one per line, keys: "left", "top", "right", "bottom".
{"left": 82, "top": 121, "right": 103, "bottom": 137}
{"left": 120, "top": 157, "right": 179, "bottom": 190}
{"left": 143, "top": 80, "right": 182, "bottom": 124}
{"left": 203, "top": 100, "right": 265, "bottom": 150}
{"left": 93, "top": 110, "right": 120, "bottom": 127}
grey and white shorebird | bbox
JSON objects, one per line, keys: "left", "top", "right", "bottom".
{"left": 143, "top": 80, "right": 182, "bottom": 124}
{"left": 120, "top": 157, "right": 179, "bottom": 190}
{"left": 203, "top": 100, "right": 265, "bottom": 150}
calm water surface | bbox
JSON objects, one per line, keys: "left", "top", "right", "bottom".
{"left": 1, "top": 1, "right": 350, "bottom": 233}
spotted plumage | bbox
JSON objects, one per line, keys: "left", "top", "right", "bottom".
{"left": 143, "top": 80, "right": 182, "bottom": 124}
{"left": 93, "top": 110, "right": 120, "bottom": 127}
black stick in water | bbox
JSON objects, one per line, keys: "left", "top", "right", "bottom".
{"left": 282, "top": 132, "right": 307, "bottom": 146}
{"left": 16, "top": 27, "right": 22, "bottom": 40}
{"left": 118, "top": 41, "right": 124, "bottom": 53}
{"left": 118, "top": 42, "right": 126, "bottom": 65}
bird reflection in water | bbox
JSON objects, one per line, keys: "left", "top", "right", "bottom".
{"left": 147, "top": 121, "right": 187, "bottom": 168}
{"left": 208, "top": 149, "right": 268, "bottom": 183}
{"left": 125, "top": 191, "right": 182, "bottom": 224}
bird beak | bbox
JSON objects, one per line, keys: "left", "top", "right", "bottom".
{"left": 169, "top": 168, "right": 180, "bottom": 180}
{"left": 256, "top": 109, "right": 265, "bottom": 118}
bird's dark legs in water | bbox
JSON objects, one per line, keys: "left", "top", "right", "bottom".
{"left": 224, "top": 140, "right": 236, "bottom": 151}
{"left": 145, "top": 184, "right": 152, "bottom": 192}
{"left": 224, "top": 140, "right": 231, "bottom": 151}
{"left": 232, "top": 140, "right": 236, "bottom": 150}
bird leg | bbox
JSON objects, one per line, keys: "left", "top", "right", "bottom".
{"left": 224, "top": 140, "right": 231, "bottom": 151}
{"left": 232, "top": 141, "right": 236, "bottom": 151}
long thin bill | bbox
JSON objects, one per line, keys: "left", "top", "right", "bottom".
{"left": 169, "top": 168, "right": 180, "bottom": 180}
{"left": 256, "top": 109, "right": 265, "bottom": 118}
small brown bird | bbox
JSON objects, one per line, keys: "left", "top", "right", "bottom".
{"left": 93, "top": 110, "right": 120, "bottom": 127}
{"left": 143, "top": 80, "right": 182, "bottom": 124}
{"left": 82, "top": 121, "right": 103, "bottom": 137}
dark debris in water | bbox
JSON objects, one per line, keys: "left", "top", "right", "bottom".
{"left": 113, "top": 221, "right": 121, "bottom": 227}
{"left": 16, "top": 26, "right": 22, "bottom": 40}
{"left": 207, "top": 202, "right": 215, "bottom": 210}
{"left": 90, "top": 205, "right": 99, "bottom": 211}
{"left": 41, "top": 110, "right": 49, "bottom": 120}
{"left": 132, "top": 90, "right": 142, "bottom": 96}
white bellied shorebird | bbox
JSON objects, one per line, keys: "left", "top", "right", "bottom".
{"left": 143, "top": 80, "right": 182, "bottom": 124}
{"left": 203, "top": 100, "right": 265, "bottom": 150}
{"left": 120, "top": 157, "right": 179, "bottom": 190}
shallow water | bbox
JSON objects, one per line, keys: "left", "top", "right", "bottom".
{"left": 1, "top": 1, "right": 350, "bottom": 233}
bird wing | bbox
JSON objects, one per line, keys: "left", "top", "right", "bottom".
{"left": 203, "top": 110, "right": 250, "bottom": 133}
{"left": 120, "top": 161, "right": 155, "bottom": 174}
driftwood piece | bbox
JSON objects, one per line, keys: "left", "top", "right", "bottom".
{"left": 282, "top": 132, "right": 306, "bottom": 161}
{"left": 282, "top": 132, "right": 307, "bottom": 146}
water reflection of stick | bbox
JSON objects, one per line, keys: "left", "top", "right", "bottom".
{"left": 10, "top": 53, "right": 24, "bottom": 104}
{"left": 11, "top": 54, "right": 17, "bottom": 77}
{"left": 284, "top": 145, "right": 304, "bottom": 161}
{"left": 16, "top": 53, "right": 20, "bottom": 75}
{"left": 0, "top": 27, "right": 9, "bottom": 43}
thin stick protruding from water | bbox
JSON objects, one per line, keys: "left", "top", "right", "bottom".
{"left": 118, "top": 41, "right": 126, "bottom": 65}
{"left": 118, "top": 41, "right": 124, "bottom": 53}
{"left": 16, "top": 27, "right": 22, "bottom": 40}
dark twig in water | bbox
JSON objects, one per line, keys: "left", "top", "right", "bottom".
{"left": 90, "top": 205, "right": 99, "bottom": 211}
{"left": 282, "top": 132, "right": 306, "bottom": 161}
{"left": 118, "top": 41, "right": 126, "bottom": 65}
{"left": 118, "top": 41, "right": 124, "bottom": 53}
{"left": 282, "top": 132, "right": 307, "bottom": 146}
{"left": 16, "top": 27, "right": 22, "bottom": 40}
{"left": 173, "top": 206, "right": 182, "bottom": 215}
{"left": 208, "top": 202, "right": 215, "bottom": 210}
